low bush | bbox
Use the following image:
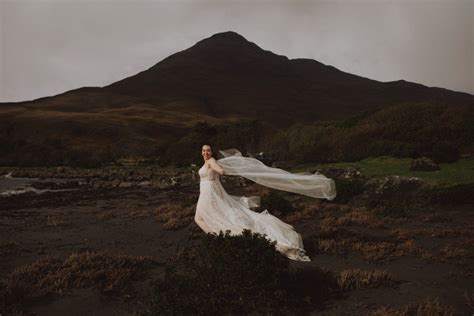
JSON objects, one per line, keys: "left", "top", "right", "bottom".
{"left": 257, "top": 191, "right": 294, "bottom": 217}
{"left": 432, "top": 141, "right": 460, "bottom": 163}
{"left": 1, "top": 251, "right": 155, "bottom": 312}
{"left": 429, "top": 183, "right": 474, "bottom": 205}
{"left": 147, "top": 229, "right": 339, "bottom": 315}
{"left": 333, "top": 178, "right": 366, "bottom": 204}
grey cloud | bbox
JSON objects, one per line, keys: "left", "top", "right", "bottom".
{"left": 1, "top": 0, "right": 472, "bottom": 102}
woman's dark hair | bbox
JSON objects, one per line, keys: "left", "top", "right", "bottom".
{"left": 202, "top": 143, "right": 220, "bottom": 159}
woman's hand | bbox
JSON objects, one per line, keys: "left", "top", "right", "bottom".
{"left": 209, "top": 158, "right": 225, "bottom": 176}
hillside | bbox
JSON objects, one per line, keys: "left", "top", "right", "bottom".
{"left": 1, "top": 31, "right": 473, "bottom": 166}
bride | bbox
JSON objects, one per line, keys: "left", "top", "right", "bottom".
{"left": 194, "top": 144, "right": 337, "bottom": 262}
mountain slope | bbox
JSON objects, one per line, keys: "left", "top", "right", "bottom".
{"left": 102, "top": 31, "right": 473, "bottom": 125}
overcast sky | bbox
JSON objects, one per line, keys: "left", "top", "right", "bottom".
{"left": 1, "top": 0, "right": 472, "bottom": 102}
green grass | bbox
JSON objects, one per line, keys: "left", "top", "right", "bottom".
{"left": 5, "top": 155, "right": 473, "bottom": 188}
{"left": 297, "top": 156, "right": 474, "bottom": 188}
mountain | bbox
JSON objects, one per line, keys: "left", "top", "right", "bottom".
{"left": 102, "top": 31, "right": 473, "bottom": 124}
{"left": 0, "top": 31, "right": 473, "bottom": 166}
{"left": 5, "top": 31, "right": 473, "bottom": 123}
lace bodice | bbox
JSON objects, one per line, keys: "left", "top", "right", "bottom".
{"left": 199, "top": 164, "right": 220, "bottom": 181}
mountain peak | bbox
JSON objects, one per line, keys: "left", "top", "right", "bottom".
{"left": 204, "top": 31, "right": 249, "bottom": 43}
{"left": 192, "top": 31, "right": 254, "bottom": 50}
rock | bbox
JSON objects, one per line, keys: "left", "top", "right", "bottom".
{"left": 311, "top": 166, "right": 368, "bottom": 181}
{"left": 361, "top": 175, "right": 433, "bottom": 200}
{"left": 119, "top": 182, "right": 133, "bottom": 188}
{"left": 170, "top": 177, "right": 179, "bottom": 186}
{"left": 96, "top": 200, "right": 108, "bottom": 208}
{"left": 410, "top": 157, "right": 440, "bottom": 171}
{"left": 111, "top": 179, "right": 121, "bottom": 187}
{"left": 138, "top": 181, "right": 151, "bottom": 187}
{"left": 176, "top": 173, "right": 195, "bottom": 186}
{"left": 93, "top": 181, "right": 103, "bottom": 188}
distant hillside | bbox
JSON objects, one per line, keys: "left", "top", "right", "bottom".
{"left": 103, "top": 31, "right": 473, "bottom": 125}
{"left": 163, "top": 102, "right": 474, "bottom": 166}
{"left": 1, "top": 101, "right": 472, "bottom": 167}
{"left": 1, "top": 31, "right": 473, "bottom": 166}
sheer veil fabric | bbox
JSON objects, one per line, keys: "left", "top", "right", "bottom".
{"left": 218, "top": 149, "right": 337, "bottom": 201}
{"left": 194, "top": 148, "right": 337, "bottom": 262}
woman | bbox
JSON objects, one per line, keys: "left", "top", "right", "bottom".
{"left": 194, "top": 144, "right": 337, "bottom": 262}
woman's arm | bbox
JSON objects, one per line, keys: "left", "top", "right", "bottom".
{"left": 209, "top": 158, "right": 225, "bottom": 176}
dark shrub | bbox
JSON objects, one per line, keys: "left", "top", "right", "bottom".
{"left": 368, "top": 141, "right": 416, "bottom": 158}
{"left": 429, "top": 183, "right": 474, "bottom": 204}
{"left": 258, "top": 191, "right": 294, "bottom": 217}
{"left": 431, "top": 141, "right": 460, "bottom": 163}
{"left": 367, "top": 194, "right": 432, "bottom": 218}
{"left": 147, "top": 229, "right": 338, "bottom": 315}
{"left": 1, "top": 251, "right": 154, "bottom": 313}
{"left": 64, "top": 147, "right": 114, "bottom": 168}
{"left": 333, "top": 178, "right": 366, "bottom": 204}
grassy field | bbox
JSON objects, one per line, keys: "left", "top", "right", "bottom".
{"left": 298, "top": 156, "right": 474, "bottom": 187}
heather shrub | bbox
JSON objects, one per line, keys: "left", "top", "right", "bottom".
{"left": 147, "top": 229, "right": 339, "bottom": 315}
{"left": 257, "top": 191, "right": 294, "bottom": 217}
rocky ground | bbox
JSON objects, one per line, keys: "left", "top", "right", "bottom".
{"left": 0, "top": 166, "right": 473, "bottom": 315}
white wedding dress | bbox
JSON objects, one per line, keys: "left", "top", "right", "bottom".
{"left": 194, "top": 149, "right": 337, "bottom": 262}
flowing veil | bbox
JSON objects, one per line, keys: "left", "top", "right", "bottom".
{"left": 218, "top": 148, "right": 337, "bottom": 202}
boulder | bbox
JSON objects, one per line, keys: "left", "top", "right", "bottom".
{"left": 118, "top": 182, "right": 133, "bottom": 188}
{"left": 410, "top": 157, "right": 440, "bottom": 171}
{"left": 311, "top": 166, "right": 368, "bottom": 181}
{"left": 110, "top": 179, "right": 121, "bottom": 187}
{"left": 360, "top": 175, "right": 433, "bottom": 201}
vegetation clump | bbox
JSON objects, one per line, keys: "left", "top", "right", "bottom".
{"left": 257, "top": 191, "right": 294, "bottom": 217}
{"left": 1, "top": 251, "right": 155, "bottom": 312}
{"left": 147, "top": 229, "right": 339, "bottom": 315}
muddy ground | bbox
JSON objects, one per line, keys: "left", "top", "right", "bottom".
{"left": 1, "top": 178, "right": 473, "bottom": 315}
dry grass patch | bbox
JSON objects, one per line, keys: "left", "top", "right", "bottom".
{"left": 1, "top": 250, "right": 155, "bottom": 309}
{"left": 319, "top": 203, "right": 344, "bottom": 213}
{"left": 352, "top": 241, "right": 396, "bottom": 262}
{"left": 464, "top": 292, "right": 474, "bottom": 312}
{"left": 337, "top": 268, "right": 395, "bottom": 290}
{"left": 319, "top": 217, "right": 339, "bottom": 231}
{"left": 317, "top": 207, "right": 405, "bottom": 230}
{"left": 156, "top": 202, "right": 195, "bottom": 230}
{"left": 315, "top": 239, "right": 349, "bottom": 256}
{"left": 336, "top": 208, "right": 386, "bottom": 228}
{"left": 439, "top": 245, "right": 472, "bottom": 260}
{"left": 284, "top": 204, "right": 321, "bottom": 223}
{"left": 312, "top": 236, "right": 432, "bottom": 263}
{"left": 389, "top": 228, "right": 414, "bottom": 241}
{"left": 394, "top": 239, "right": 432, "bottom": 258}
{"left": 354, "top": 239, "right": 432, "bottom": 262}
{"left": 416, "top": 227, "right": 474, "bottom": 238}
{"left": 46, "top": 214, "right": 68, "bottom": 227}
{"left": 127, "top": 209, "right": 152, "bottom": 220}
{"left": 0, "top": 241, "right": 19, "bottom": 257}
{"left": 95, "top": 211, "right": 116, "bottom": 221}
{"left": 369, "top": 297, "right": 456, "bottom": 316}
{"left": 420, "top": 213, "right": 453, "bottom": 223}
